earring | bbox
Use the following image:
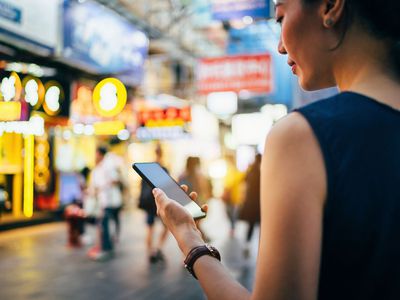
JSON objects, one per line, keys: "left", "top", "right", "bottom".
{"left": 325, "top": 18, "right": 334, "bottom": 27}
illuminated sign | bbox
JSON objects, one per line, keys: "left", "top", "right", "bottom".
{"left": 43, "top": 81, "right": 64, "bottom": 116}
{"left": 0, "top": 101, "right": 21, "bottom": 121}
{"left": 93, "top": 78, "right": 127, "bottom": 117}
{"left": 34, "top": 133, "right": 51, "bottom": 192}
{"left": 24, "top": 134, "right": 34, "bottom": 218}
{"left": 135, "top": 106, "right": 191, "bottom": 141}
{"left": 0, "top": 72, "right": 22, "bottom": 101}
{"left": 22, "top": 76, "right": 45, "bottom": 109}
{"left": 137, "top": 106, "right": 191, "bottom": 127}
{"left": 197, "top": 54, "right": 272, "bottom": 94}
{"left": 0, "top": 115, "right": 45, "bottom": 136}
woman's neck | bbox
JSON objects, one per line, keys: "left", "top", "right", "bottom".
{"left": 333, "top": 28, "right": 400, "bottom": 109}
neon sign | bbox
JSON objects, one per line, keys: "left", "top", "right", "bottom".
{"left": 93, "top": 78, "right": 127, "bottom": 117}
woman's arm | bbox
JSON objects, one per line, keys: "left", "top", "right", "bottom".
{"left": 252, "top": 113, "right": 326, "bottom": 300}
{"left": 153, "top": 112, "right": 326, "bottom": 300}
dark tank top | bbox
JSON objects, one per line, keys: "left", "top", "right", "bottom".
{"left": 296, "top": 92, "right": 400, "bottom": 300}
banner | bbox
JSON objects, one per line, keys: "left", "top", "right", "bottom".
{"left": 211, "top": 0, "right": 270, "bottom": 21}
{"left": 197, "top": 54, "right": 272, "bottom": 94}
{"left": 63, "top": 0, "right": 148, "bottom": 86}
{"left": 0, "top": 0, "right": 60, "bottom": 54}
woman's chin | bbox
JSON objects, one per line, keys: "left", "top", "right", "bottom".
{"left": 299, "top": 76, "right": 336, "bottom": 91}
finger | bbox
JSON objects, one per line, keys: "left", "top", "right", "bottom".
{"left": 152, "top": 188, "right": 168, "bottom": 206}
{"left": 180, "top": 184, "right": 188, "bottom": 193}
{"left": 189, "top": 191, "right": 198, "bottom": 201}
{"left": 201, "top": 204, "right": 208, "bottom": 213}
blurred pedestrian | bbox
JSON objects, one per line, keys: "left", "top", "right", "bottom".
{"left": 88, "top": 145, "right": 124, "bottom": 260}
{"left": 222, "top": 154, "right": 245, "bottom": 237}
{"left": 239, "top": 153, "right": 261, "bottom": 257}
{"left": 106, "top": 137, "right": 129, "bottom": 243}
{"left": 179, "top": 156, "right": 212, "bottom": 241}
{"left": 138, "top": 144, "right": 169, "bottom": 263}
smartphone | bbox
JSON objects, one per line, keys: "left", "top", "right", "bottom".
{"left": 132, "top": 162, "right": 206, "bottom": 220}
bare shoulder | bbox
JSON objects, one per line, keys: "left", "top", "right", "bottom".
{"left": 266, "top": 112, "right": 315, "bottom": 148}
{"left": 262, "top": 111, "right": 326, "bottom": 205}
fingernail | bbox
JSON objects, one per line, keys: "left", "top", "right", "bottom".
{"left": 152, "top": 188, "right": 159, "bottom": 194}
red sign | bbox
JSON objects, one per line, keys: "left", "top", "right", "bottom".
{"left": 197, "top": 54, "right": 272, "bottom": 94}
{"left": 137, "top": 106, "right": 191, "bottom": 126}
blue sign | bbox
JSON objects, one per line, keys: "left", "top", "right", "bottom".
{"left": 0, "top": 1, "right": 21, "bottom": 24}
{"left": 211, "top": 0, "right": 270, "bottom": 21}
{"left": 63, "top": 0, "right": 148, "bottom": 86}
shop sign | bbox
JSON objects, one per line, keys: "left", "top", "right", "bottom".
{"left": 22, "top": 76, "right": 45, "bottom": 110}
{"left": 93, "top": 78, "right": 127, "bottom": 118}
{"left": 197, "top": 54, "right": 272, "bottom": 94}
{"left": 34, "top": 133, "right": 55, "bottom": 194}
{"left": 137, "top": 106, "right": 191, "bottom": 127}
{"left": 42, "top": 81, "right": 64, "bottom": 116}
{"left": 0, "top": 72, "right": 22, "bottom": 102}
{"left": 0, "top": 0, "right": 60, "bottom": 54}
{"left": 63, "top": 0, "right": 148, "bottom": 85}
{"left": 0, "top": 115, "right": 44, "bottom": 136}
{"left": 136, "top": 106, "right": 191, "bottom": 141}
{"left": 211, "top": 0, "right": 271, "bottom": 21}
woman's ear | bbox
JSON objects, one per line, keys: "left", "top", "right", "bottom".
{"left": 321, "top": 0, "right": 346, "bottom": 28}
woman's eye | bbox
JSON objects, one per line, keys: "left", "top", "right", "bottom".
{"left": 276, "top": 16, "right": 283, "bottom": 25}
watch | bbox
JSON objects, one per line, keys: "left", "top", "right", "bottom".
{"left": 184, "top": 244, "right": 221, "bottom": 279}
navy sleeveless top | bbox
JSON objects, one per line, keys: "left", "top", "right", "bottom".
{"left": 296, "top": 92, "right": 400, "bottom": 300}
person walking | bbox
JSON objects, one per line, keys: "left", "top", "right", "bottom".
{"left": 152, "top": 0, "right": 400, "bottom": 299}
{"left": 138, "top": 145, "right": 169, "bottom": 263}
{"left": 222, "top": 154, "right": 245, "bottom": 237}
{"left": 179, "top": 156, "right": 212, "bottom": 241}
{"left": 239, "top": 153, "right": 262, "bottom": 257}
{"left": 88, "top": 145, "right": 124, "bottom": 260}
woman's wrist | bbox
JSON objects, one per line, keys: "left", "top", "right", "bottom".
{"left": 176, "top": 224, "right": 205, "bottom": 256}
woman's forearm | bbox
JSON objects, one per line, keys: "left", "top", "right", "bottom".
{"left": 174, "top": 225, "right": 251, "bottom": 300}
{"left": 194, "top": 255, "right": 251, "bottom": 300}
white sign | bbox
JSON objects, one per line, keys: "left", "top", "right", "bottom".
{"left": 0, "top": 0, "right": 61, "bottom": 53}
{"left": 0, "top": 116, "right": 44, "bottom": 136}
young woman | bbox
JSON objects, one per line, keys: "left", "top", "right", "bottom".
{"left": 153, "top": 0, "right": 400, "bottom": 299}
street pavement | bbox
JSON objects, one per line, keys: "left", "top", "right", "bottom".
{"left": 0, "top": 199, "right": 259, "bottom": 300}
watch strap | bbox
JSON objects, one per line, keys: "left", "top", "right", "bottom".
{"left": 184, "top": 244, "right": 221, "bottom": 279}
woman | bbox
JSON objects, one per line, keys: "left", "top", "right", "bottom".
{"left": 153, "top": 0, "right": 400, "bottom": 299}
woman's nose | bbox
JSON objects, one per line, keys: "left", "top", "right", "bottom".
{"left": 278, "top": 36, "right": 287, "bottom": 55}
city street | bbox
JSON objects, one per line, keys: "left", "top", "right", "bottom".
{"left": 0, "top": 199, "right": 259, "bottom": 300}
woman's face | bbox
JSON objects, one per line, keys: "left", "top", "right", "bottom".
{"left": 275, "top": 0, "right": 336, "bottom": 90}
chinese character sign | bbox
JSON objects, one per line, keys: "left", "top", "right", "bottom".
{"left": 197, "top": 54, "right": 272, "bottom": 94}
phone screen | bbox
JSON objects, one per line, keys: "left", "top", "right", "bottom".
{"left": 132, "top": 162, "right": 206, "bottom": 220}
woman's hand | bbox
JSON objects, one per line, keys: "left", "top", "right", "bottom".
{"left": 153, "top": 185, "right": 207, "bottom": 256}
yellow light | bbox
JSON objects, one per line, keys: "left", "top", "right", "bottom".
{"left": 93, "top": 121, "right": 125, "bottom": 135}
{"left": 93, "top": 78, "right": 127, "bottom": 117}
{"left": 0, "top": 101, "right": 21, "bottom": 121}
{"left": 23, "top": 134, "right": 34, "bottom": 218}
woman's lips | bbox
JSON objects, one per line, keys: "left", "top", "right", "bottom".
{"left": 288, "top": 60, "right": 297, "bottom": 74}
{"left": 291, "top": 64, "right": 297, "bottom": 74}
